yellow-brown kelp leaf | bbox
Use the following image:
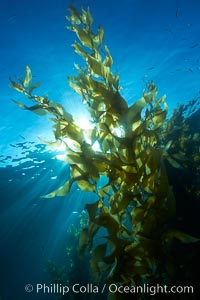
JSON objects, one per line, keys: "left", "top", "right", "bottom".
{"left": 71, "top": 159, "right": 99, "bottom": 182}
{"left": 171, "top": 151, "right": 187, "bottom": 162}
{"left": 103, "top": 45, "right": 113, "bottom": 67}
{"left": 67, "top": 7, "right": 81, "bottom": 25}
{"left": 68, "top": 80, "right": 82, "bottom": 96}
{"left": 87, "top": 54, "right": 104, "bottom": 78}
{"left": 109, "top": 191, "right": 133, "bottom": 215}
{"left": 72, "top": 42, "right": 88, "bottom": 59}
{"left": 123, "top": 96, "right": 148, "bottom": 126}
{"left": 97, "top": 185, "right": 111, "bottom": 198}
{"left": 90, "top": 243, "right": 107, "bottom": 281}
{"left": 29, "top": 81, "right": 41, "bottom": 94}
{"left": 65, "top": 153, "right": 85, "bottom": 164}
{"left": 79, "top": 221, "right": 100, "bottom": 256}
{"left": 28, "top": 106, "right": 48, "bottom": 116}
{"left": 23, "top": 65, "right": 32, "bottom": 89}
{"left": 164, "top": 230, "right": 200, "bottom": 244}
{"left": 11, "top": 99, "right": 27, "bottom": 110}
{"left": 79, "top": 227, "right": 89, "bottom": 256}
{"left": 193, "top": 132, "right": 200, "bottom": 142}
{"left": 88, "top": 221, "right": 100, "bottom": 245}
{"left": 68, "top": 7, "right": 103, "bottom": 50}
{"left": 93, "top": 26, "right": 104, "bottom": 49}
{"left": 96, "top": 207, "right": 121, "bottom": 241}
{"left": 73, "top": 27, "right": 93, "bottom": 49}
{"left": 41, "top": 178, "right": 74, "bottom": 198}
{"left": 149, "top": 110, "right": 168, "bottom": 130}
{"left": 108, "top": 92, "right": 128, "bottom": 116}
{"left": 93, "top": 160, "right": 108, "bottom": 174}
{"left": 61, "top": 123, "right": 83, "bottom": 144}
{"left": 85, "top": 200, "right": 100, "bottom": 221}
{"left": 12, "top": 100, "right": 48, "bottom": 115}
{"left": 10, "top": 78, "right": 25, "bottom": 93}
{"left": 154, "top": 161, "right": 169, "bottom": 200}
{"left": 77, "top": 179, "right": 96, "bottom": 192}
{"left": 81, "top": 7, "right": 93, "bottom": 27}
{"left": 165, "top": 156, "right": 183, "bottom": 169}
{"left": 38, "top": 137, "right": 62, "bottom": 149}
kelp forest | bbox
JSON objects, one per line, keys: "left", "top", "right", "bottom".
{"left": 9, "top": 6, "right": 200, "bottom": 299}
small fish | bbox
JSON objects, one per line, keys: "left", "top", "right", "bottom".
{"left": 19, "top": 135, "right": 25, "bottom": 140}
{"left": 79, "top": 227, "right": 88, "bottom": 255}
{"left": 164, "top": 27, "right": 172, "bottom": 33}
{"left": 7, "top": 15, "right": 16, "bottom": 24}
{"left": 191, "top": 43, "right": 199, "bottom": 48}
{"left": 176, "top": 8, "right": 179, "bottom": 18}
{"left": 147, "top": 67, "right": 155, "bottom": 70}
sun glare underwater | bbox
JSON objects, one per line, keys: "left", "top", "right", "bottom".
{"left": 0, "top": 0, "right": 200, "bottom": 299}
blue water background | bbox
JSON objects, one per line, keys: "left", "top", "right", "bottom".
{"left": 0, "top": 0, "right": 200, "bottom": 299}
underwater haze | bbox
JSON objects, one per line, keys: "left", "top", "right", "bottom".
{"left": 0, "top": 0, "right": 200, "bottom": 299}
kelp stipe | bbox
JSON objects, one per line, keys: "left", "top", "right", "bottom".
{"left": 10, "top": 6, "right": 200, "bottom": 296}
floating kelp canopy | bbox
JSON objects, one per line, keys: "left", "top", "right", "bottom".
{"left": 10, "top": 6, "right": 200, "bottom": 295}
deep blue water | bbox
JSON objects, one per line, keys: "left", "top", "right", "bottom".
{"left": 0, "top": 0, "right": 200, "bottom": 299}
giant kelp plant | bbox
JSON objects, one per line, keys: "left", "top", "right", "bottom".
{"left": 10, "top": 6, "right": 200, "bottom": 297}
